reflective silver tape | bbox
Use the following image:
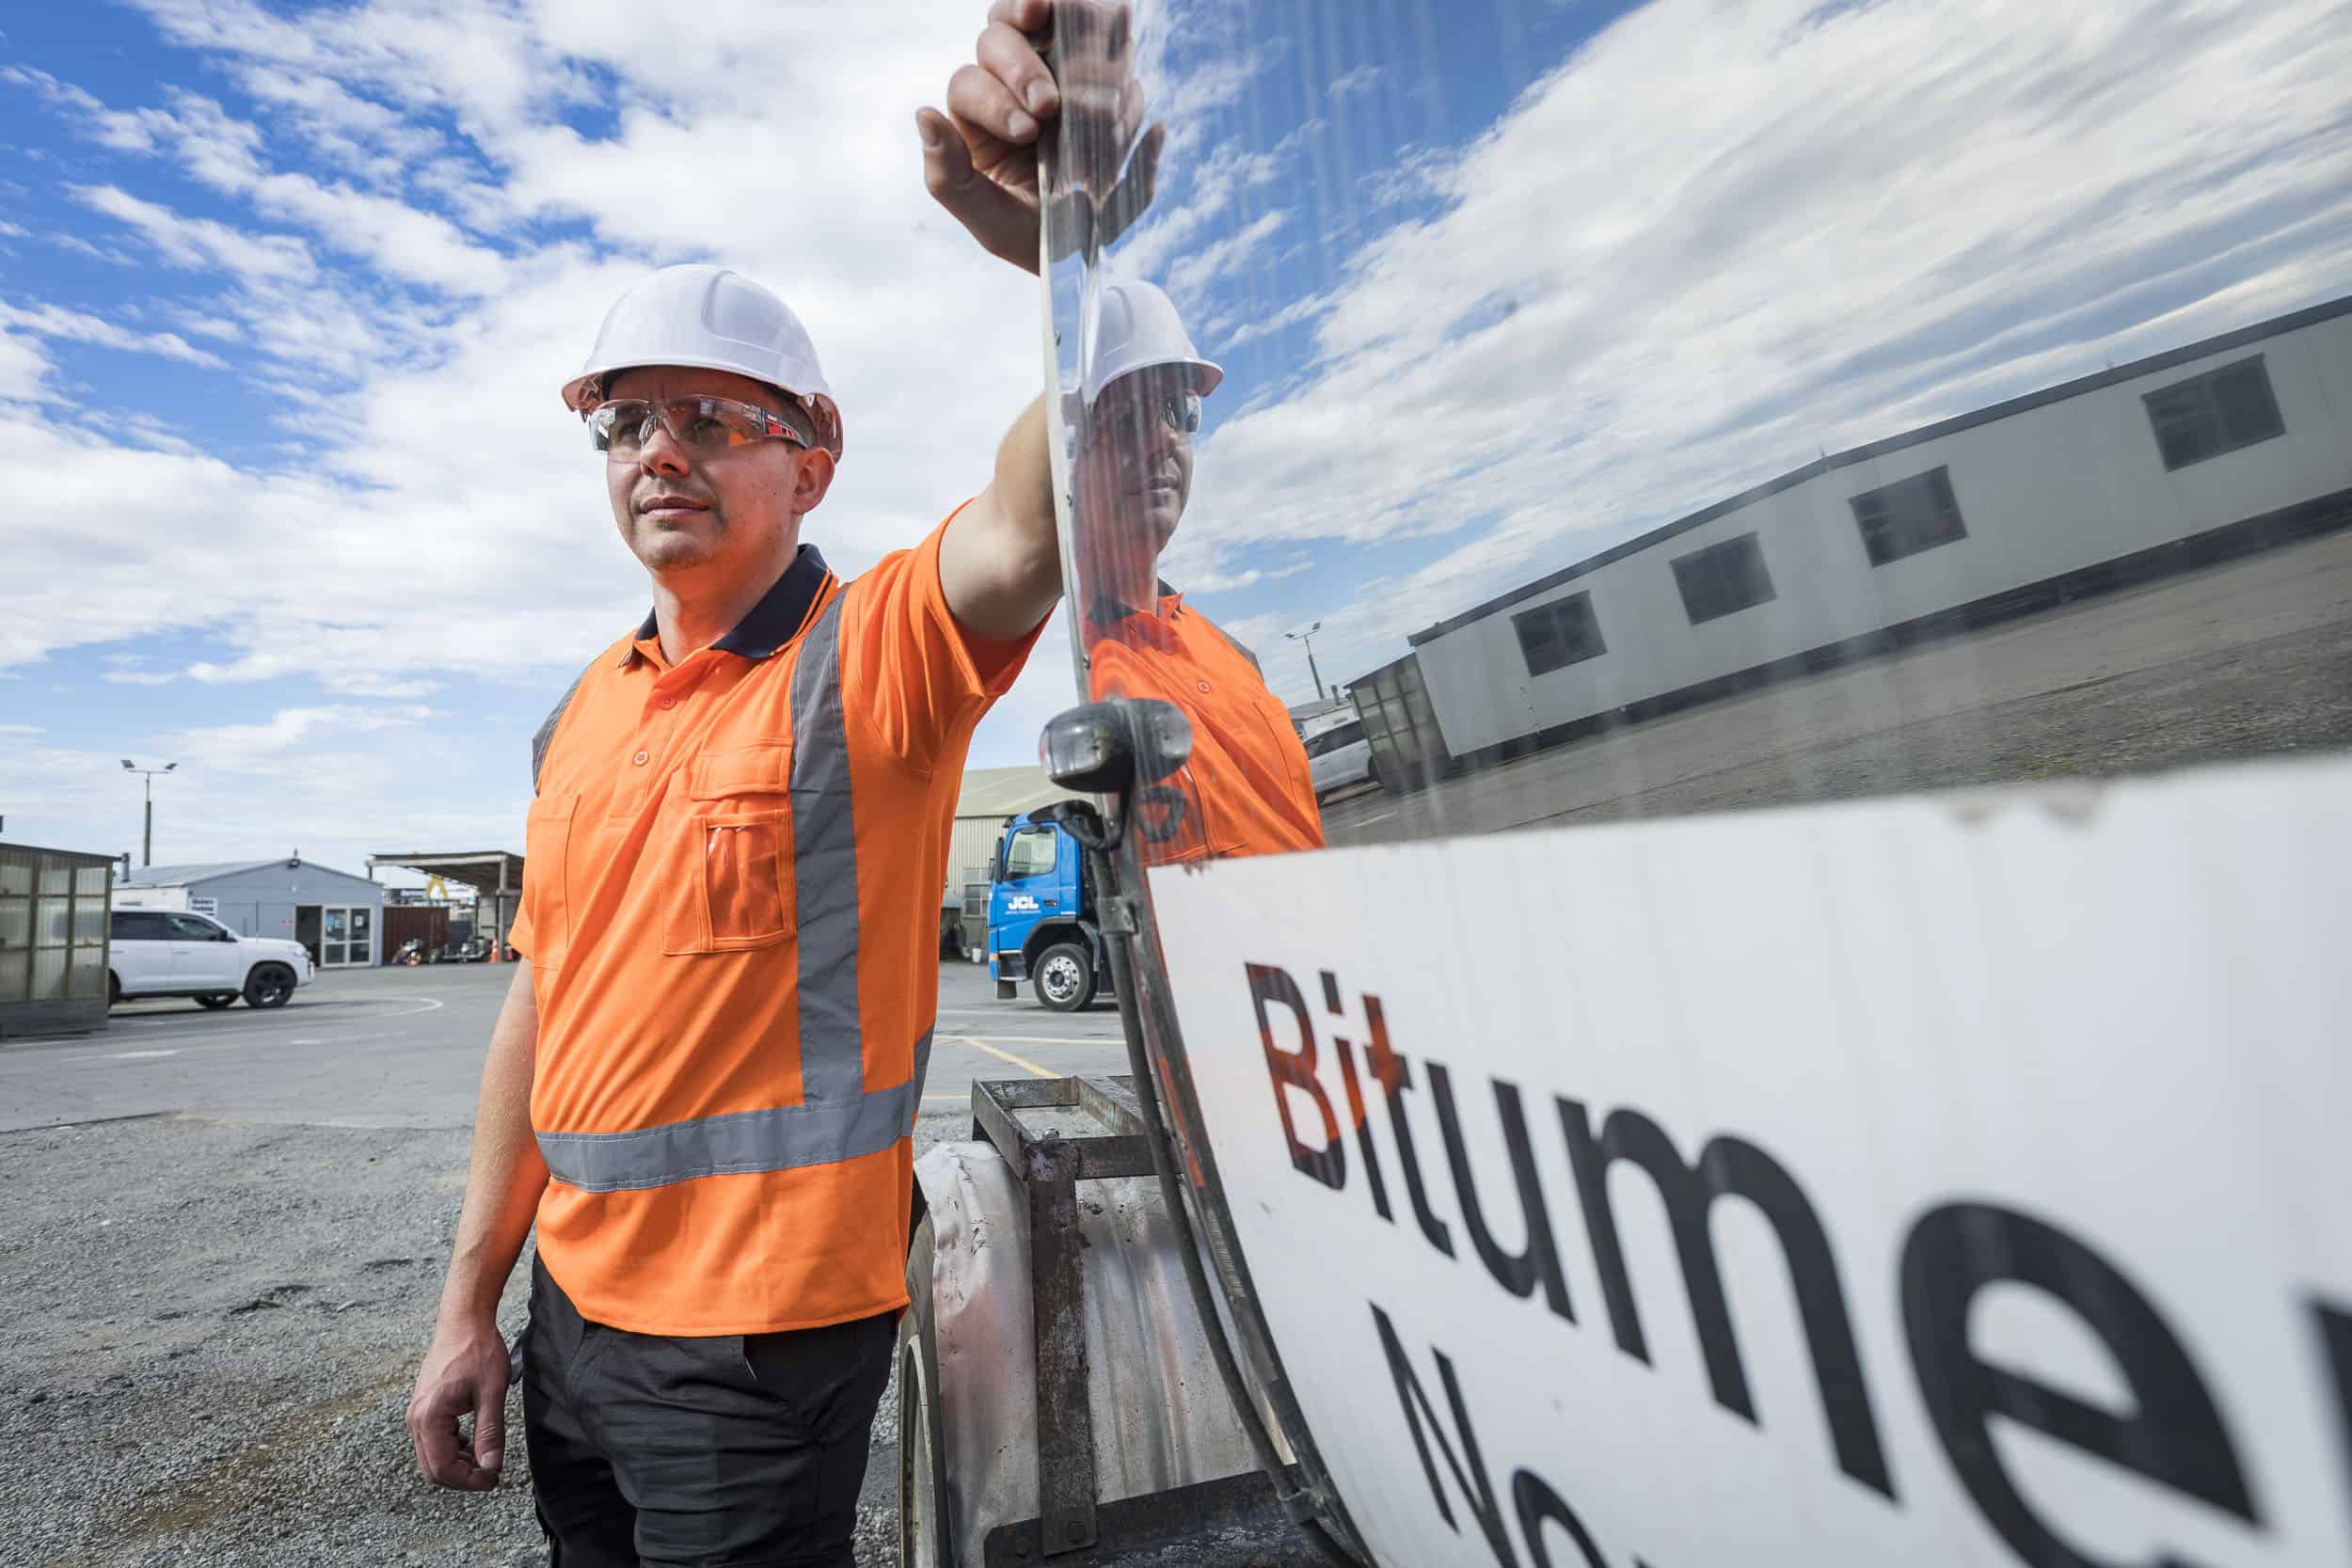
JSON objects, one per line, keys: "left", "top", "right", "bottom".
{"left": 537, "top": 1033, "right": 931, "bottom": 1194}
{"left": 789, "top": 594, "right": 866, "bottom": 1104}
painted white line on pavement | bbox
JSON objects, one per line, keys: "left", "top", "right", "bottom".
{"left": 105, "top": 1050, "right": 180, "bottom": 1060}
{"left": 56, "top": 1027, "right": 417, "bottom": 1066}
{"left": 87, "top": 995, "right": 447, "bottom": 1049}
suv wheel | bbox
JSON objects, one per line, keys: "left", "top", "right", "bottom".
{"left": 1032, "top": 942, "right": 1096, "bottom": 1013}
{"left": 196, "top": 993, "right": 237, "bottom": 1009}
{"left": 243, "top": 965, "right": 295, "bottom": 1009}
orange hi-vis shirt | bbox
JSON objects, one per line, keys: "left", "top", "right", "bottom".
{"left": 1086, "top": 592, "right": 1325, "bottom": 863}
{"left": 511, "top": 513, "right": 1041, "bottom": 1336}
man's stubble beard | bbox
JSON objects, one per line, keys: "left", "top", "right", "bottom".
{"left": 629, "top": 508, "right": 729, "bottom": 572}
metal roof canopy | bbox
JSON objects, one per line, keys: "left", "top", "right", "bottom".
{"left": 368, "top": 850, "right": 525, "bottom": 894}
{"left": 953, "top": 765, "right": 1087, "bottom": 822}
{"left": 0, "top": 841, "right": 119, "bottom": 867}
{"left": 119, "top": 860, "right": 306, "bottom": 883}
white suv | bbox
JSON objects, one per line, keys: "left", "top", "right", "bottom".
{"left": 109, "top": 909, "right": 315, "bottom": 1010}
{"left": 1305, "top": 718, "right": 1378, "bottom": 800}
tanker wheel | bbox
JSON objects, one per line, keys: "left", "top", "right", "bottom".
{"left": 898, "top": 1213, "right": 952, "bottom": 1568}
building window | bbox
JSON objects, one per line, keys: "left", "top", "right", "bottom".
{"left": 2143, "top": 356, "right": 2285, "bottom": 471}
{"left": 1512, "top": 593, "right": 1607, "bottom": 676}
{"left": 1850, "top": 466, "right": 1968, "bottom": 566}
{"left": 1671, "top": 533, "right": 1776, "bottom": 625}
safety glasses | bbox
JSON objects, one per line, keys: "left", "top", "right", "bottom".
{"left": 588, "top": 396, "right": 811, "bottom": 459}
{"left": 1100, "top": 388, "right": 1203, "bottom": 443}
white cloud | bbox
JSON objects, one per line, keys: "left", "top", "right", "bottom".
{"left": 0, "top": 219, "right": 27, "bottom": 238}
{"left": 1327, "top": 65, "right": 1384, "bottom": 100}
{"left": 0, "top": 299, "right": 230, "bottom": 371}
{"left": 48, "top": 233, "right": 139, "bottom": 266}
{"left": 1165, "top": 208, "right": 1288, "bottom": 307}
{"left": 161, "top": 703, "right": 437, "bottom": 763}
{"left": 1, "top": 64, "right": 177, "bottom": 151}
{"left": 60, "top": 88, "right": 503, "bottom": 293}
{"left": 0, "top": 0, "right": 1054, "bottom": 754}
{"left": 172, "top": 310, "right": 245, "bottom": 342}
{"left": 0, "top": 722, "right": 41, "bottom": 735}
{"left": 72, "top": 184, "right": 316, "bottom": 282}
{"left": 103, "top": 655, "right": 180, "bottom": 687}
{"left": 0, "top": 330, "right": 51, "bottom": 404}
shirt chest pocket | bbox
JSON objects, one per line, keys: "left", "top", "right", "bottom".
{"left": 523, "top": 793, "right": 580, "bottom": 969}
{"left": 661, "top": 741, "right": 798, "bottom": 956}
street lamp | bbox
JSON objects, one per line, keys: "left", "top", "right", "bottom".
{"left": 1284, "top": 621, "right": 1327, "bottom": 703}
{"left": 120, "top": 759, "right": 177, "bottom": 868}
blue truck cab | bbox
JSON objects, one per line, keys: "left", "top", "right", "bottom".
{"left": 986, "top": 809, "right": 1108, "bottom": 1012}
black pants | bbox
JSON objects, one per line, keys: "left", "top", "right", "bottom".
{"left": 521, "top": 1256, "right": 896, "bottom": 1568}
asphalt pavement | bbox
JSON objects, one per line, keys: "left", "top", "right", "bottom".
{"left": 0, "top": 959, "right": 1134, "bottom": 1567}
{"left": 0, "top": 958, "right": 1128, "bottom": 1134}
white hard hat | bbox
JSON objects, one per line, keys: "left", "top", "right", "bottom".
{"left": 562, "top": 263, "right": 844, "bottom": 458}
{"left": 1082, "top": 279, "right": 1222, "bottom": 405}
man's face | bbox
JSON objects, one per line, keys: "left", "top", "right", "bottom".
{"left": 600, "top": 366, "right": 829, "bottom": 577}
{"left": 1076, "top": 365, "right": 1197, "bottom": 565}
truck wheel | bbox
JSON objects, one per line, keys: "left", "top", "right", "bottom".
{"left": 1032, "top": 942, "right": 1096, "bottom": 1012}
{"left": 243, "top": 965, "right": 295, "bottom": 1009}
{"left": 898, "top": 1213, "right": 952, "bottom": 1568}
{"left": 195, "top": 993, "right": 236, "bottom": 1009}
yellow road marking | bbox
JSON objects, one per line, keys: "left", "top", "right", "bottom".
{"left": 953, "top": 1034, "right": 1122, "bottom": 1047}
{"left": 948, "top": 1037, "right": 1059, "bottom": 1079}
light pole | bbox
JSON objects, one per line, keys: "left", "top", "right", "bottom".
{"left": 1285, "top": 621, "right": 1327, "bottom": 703}
{"left": 120, "top": 760, "right": 177, "bottom": 867}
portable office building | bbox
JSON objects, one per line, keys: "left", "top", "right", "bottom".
{"left": 1403, "top": 294, "right": 2352, "bottom": 764}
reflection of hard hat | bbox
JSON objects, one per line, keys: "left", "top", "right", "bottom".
{"left": 1084, "top": 279, "right": 1223, "bottom": 404}
{"left": 561, "top": 264, "right": 844, "bottom": 458}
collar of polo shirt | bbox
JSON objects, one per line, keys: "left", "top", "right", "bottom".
{"left": 619, "top": 544, "right": 834, "bottom": 669}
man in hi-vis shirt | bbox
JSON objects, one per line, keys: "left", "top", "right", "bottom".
{"left": 403, "top": 259, "right": 1057, "bottom": 1564}
{"left": 405, "top": 8, "right": 1148, "bottom": 1560}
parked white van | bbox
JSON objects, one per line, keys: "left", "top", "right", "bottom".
{"left": 108, "top": 909, "right": 314, "bottom": 1009}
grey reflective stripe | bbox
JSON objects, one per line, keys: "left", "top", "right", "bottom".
{"left": 788, "top": 594, "right": 866, "bottom": 1103}
{"left": 531, "top": 663, "right": 593, "bottom": 794}
{"left": 537, "top": 1030, "right": 932, "bottom": 1193}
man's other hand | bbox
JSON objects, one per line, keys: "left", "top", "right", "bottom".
{"left": 406, "top": 1317, "right": 513, "bottom": 1490}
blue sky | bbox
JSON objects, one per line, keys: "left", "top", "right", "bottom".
{"left": 3, "top": 0, "right": 2347, "bottom": 881}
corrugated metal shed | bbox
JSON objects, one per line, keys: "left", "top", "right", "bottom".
{"left": 941, "top": 767, "right": 1089, "bottom": 927}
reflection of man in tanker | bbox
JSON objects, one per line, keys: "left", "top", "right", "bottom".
{"left": 1073, "top": 279, "right": 1326, "bottom": 863}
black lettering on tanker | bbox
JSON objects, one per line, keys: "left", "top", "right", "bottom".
{"left": 1248, "top": 960, "right": 1344, "bottom": 1188}
{"left": 1248, "top": 962, "right": 2305, "bottom": 1568}
{"left": 1901, "top": 1202, "right": 2259, "bottom": 1567}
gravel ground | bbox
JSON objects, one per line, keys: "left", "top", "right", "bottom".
{"left": 0, "top": 1111, "right": 963, "bottom": 1568}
